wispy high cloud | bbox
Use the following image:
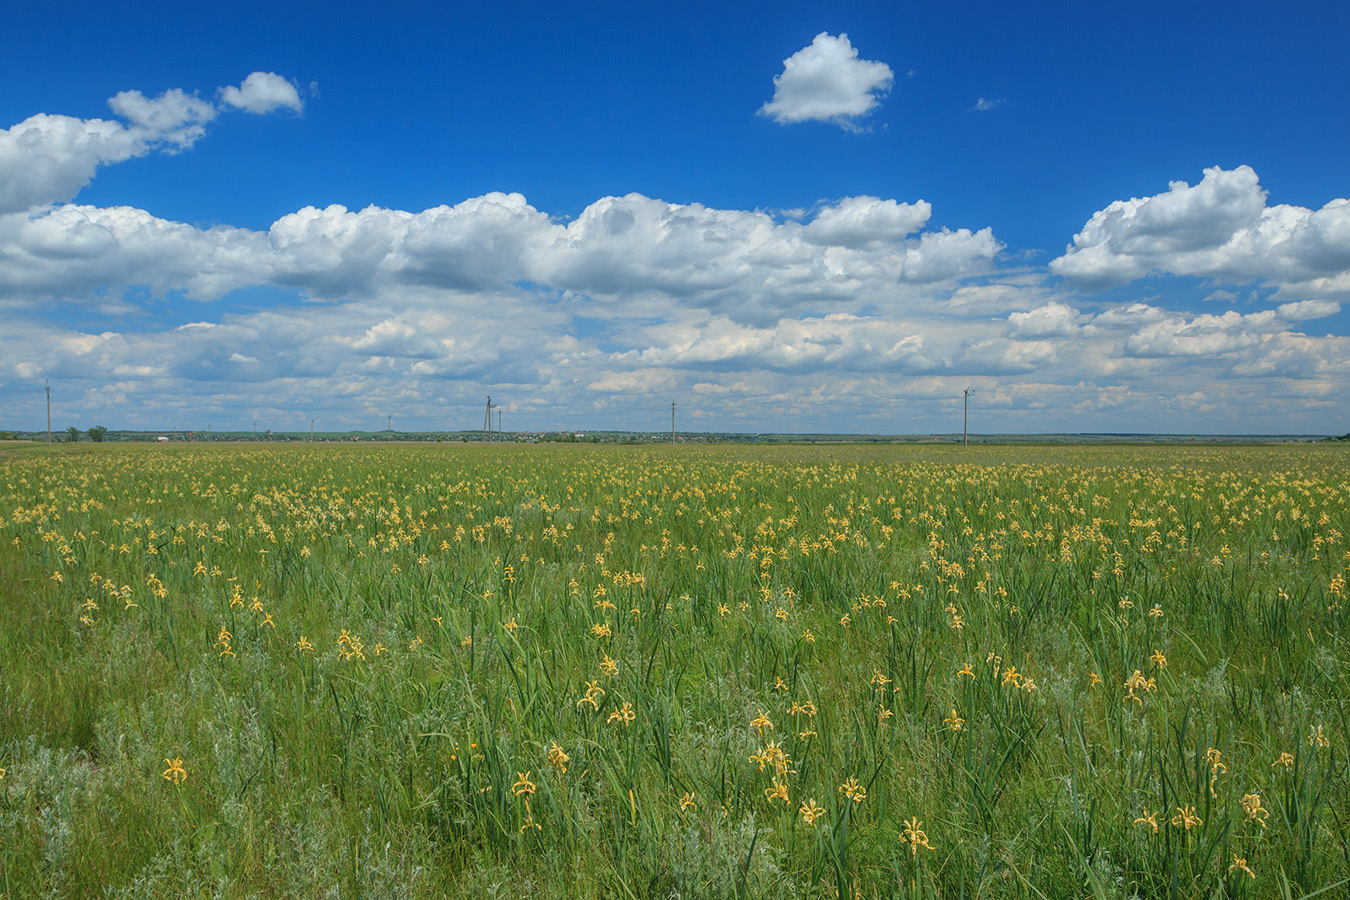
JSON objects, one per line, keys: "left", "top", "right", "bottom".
{"left": 758, "top": 33, "right": 894, "bottom": 130}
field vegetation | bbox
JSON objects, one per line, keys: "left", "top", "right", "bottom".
{"left": 1, "top": 442, "right": 1347, "bottom": 898}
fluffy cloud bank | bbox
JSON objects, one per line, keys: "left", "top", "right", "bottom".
{"left": 1, "top": 80, "right": 1347, "bottom": 434}
{"left": 759, "top": 33, "right": 893, "bottom": 129}
{"left": 1051, "top": 165, "right": 1350, "bottom": 299}
{"left": 2, "top": 191, "right": 1001, "bottom": 325}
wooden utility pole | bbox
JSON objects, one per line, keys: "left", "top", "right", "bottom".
{"left": 310, "top": 418, "right": 315, "bottom": 441}
{"left": 963, "top": 388, "right": 970, "bottom": 447}
{"left": 387, "top": 414, "right": 392, "bottom": 435}
{"left": 671, "top": 401, "right": 676, "bottom": 444}
{"left": 45, "top": 380, "right": 51, "bottom": 448}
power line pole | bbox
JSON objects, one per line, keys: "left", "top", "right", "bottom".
{"left": 310, "top": 418, "right": 315, "bottom": 442}
{"left": 671, "top": 401, "right": 676, "bottom": 445}
{"left": 483, "top": 396, "right": 503, "bottom": 442}
{"left": 963, "top": 388, "right": 970, "bottom": 447}
{"left": 387, "top": 414, "right": 392, "bottom": 435}
{"left": 45, "top": 380, "right": 51, "bottom": 448}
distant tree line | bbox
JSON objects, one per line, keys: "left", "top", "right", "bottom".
{"left": 55, "top": 425, "right": 110, "bottom": 442}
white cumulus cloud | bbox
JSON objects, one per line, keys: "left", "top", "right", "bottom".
{"left": 219, "top": 72, "right": 304, "bottom": 115}
{"left": 0, "top": 88, "right": 216, "bottom": 214}
{"left": 758, "top": 33, "right": 893, "bottom": 129}
{"left": 0, "top": 187, "right": 1002, "bottom": 325}
{"left": 0, "top": 74, "right": 301, "bottom": 215}
{"left": 3, "top": 81, "right": 1348, "bottom": 436}
{"left": 804, "top": 196, "right": 931, "bottom": 248}
{"left": 1276, "top": 299, "right": 1340, "bottom": 321}
{"left": 107, "top": 87, "right": 217, "bottom": 149}
{"left": 898, "top": 228, "right": 1002, "bottom": 283}
{"left": 1007, "top": 301, "right": 1087, "bottom": 337}
{"left": 0, "top": 204, "right": 269, "bottom": 300}
{"left": 1122, "top": 309, "right": 1274, "bottom": 358}
{"left": 1051, "top": 166, "right": 1350, "bottom": 298}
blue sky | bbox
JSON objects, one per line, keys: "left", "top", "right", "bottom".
{"left": 3, "top": 1, "right": 1348, "bottom": 434}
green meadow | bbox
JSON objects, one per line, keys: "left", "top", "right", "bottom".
{"left": 1, "top": 442, "right": 1347, "bottom": 898}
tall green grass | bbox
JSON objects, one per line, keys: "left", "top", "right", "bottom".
{"left": 1, "top": 442, "right": 1347, "bottom": 897}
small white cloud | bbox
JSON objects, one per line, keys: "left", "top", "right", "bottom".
{"left": 220, "top": 72, "right": 304, "bottom": 115}
{"left": 1277, "top": 299, "right": 1340, "bottom": 321}
{"left": 945, "top": 280, "right": 1051, "bottom": 315}
{"left": 899, "top": 227, "right": 1002, "bottom": 282}
{"left": 1092, "top": 302, "right": 1167, "bottom": 327}
{"left": 973, "top": 97, "right": 1004, "bottom": 112}
{"left": 804, "top": 196, "right": 931, "bottom": 247}
{"left": 1007, "top": 301, "right": 1084, "bottom": 337}
{"left": 107, "top": 88, "right": 217, "bottom": 149}
{"left": 758, "top": 33, "right": 893, "bottom": 129}
{"left": 1123, "top": 309, "right": 1274, "bottom": 358}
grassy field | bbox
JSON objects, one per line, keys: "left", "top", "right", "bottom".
{"left": 1, "top": 442, "right": 1347, "bottom": 898}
